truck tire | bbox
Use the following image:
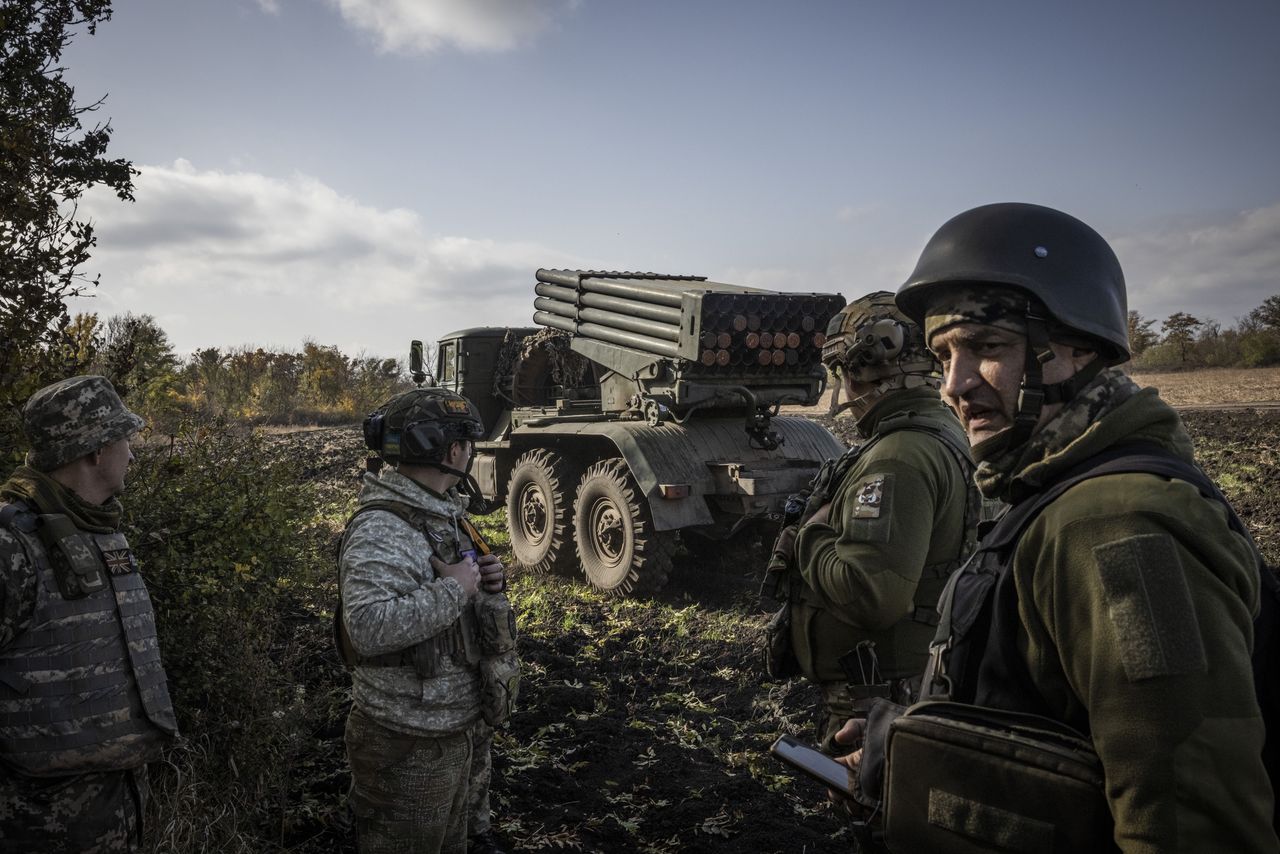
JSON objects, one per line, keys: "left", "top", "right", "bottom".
{"left": 573, "top": 458, "right": 674, "bottom": 596}
{"left": 507, "top": 449, "right": 576, "bottom": 574}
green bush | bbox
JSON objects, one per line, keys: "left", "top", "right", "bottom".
{"left": 123, "top": 420, "right": 346, "bottom": 851}
{"left": 1131, "top": 341, "right": 1185, "bottom": 371}
{"left": 1241, "top": 332, "right": 1280, "bottom": 367}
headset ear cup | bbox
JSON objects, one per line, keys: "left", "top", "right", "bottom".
{"left": 403, "top": 423, "right": 446, "bottom": 459}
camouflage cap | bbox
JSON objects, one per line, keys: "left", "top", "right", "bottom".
{"left": 22, "top": 376, "right": 145, "bottom": 471}
{"left": 921, "top": 285, "right": 1030, "bottom": 346}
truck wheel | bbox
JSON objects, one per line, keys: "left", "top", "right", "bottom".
{"left": 507, "top": 449, "right": 575, "bottom": 574}
{"left": 573, "top": 458, "right": 674, "bottom": 596}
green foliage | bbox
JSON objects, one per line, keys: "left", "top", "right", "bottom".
{"left": 1247, "top": 295, "right": 1280, "bottom": 332}
{"left": 0, "top": 0, "right": 132, "bottom": 466}
{"left": 1241, "top": 331, "right": 1280, "bottom": 367}
{"left": 123, "top": 422, "right": 342, "bottom": 850}
{"left": 1127, "top": 310, "right": 1159, "bottom": 356}
{"left": 1131, "top": 341, "right": 1184, "bottom": 371}
{"left": 1161, "top": 311, "right": 1203, "bottom": 365}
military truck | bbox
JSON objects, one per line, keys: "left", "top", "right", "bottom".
{"left": 425, "top": 269, "right": 847, "bottom": 596}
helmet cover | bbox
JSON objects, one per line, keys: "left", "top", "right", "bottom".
{"left": 364, "top": 388, "right": 485, "bottom": 466}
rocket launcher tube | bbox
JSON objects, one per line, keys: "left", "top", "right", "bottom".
{"left": 532, "top": 311, "right": 683, "bottom": 358}
{"left": 534, "top": 282, "right": 683, "bottom": 324}
{"left": 533, "top": 297, "right": 682, "bottom": 342}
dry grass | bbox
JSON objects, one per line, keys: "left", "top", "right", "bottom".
{"left": 1127, "top": 366, "right": 1280, "bottom": 407}
{"left": 789, "top": 367, "right": 1280, "bottom": 413}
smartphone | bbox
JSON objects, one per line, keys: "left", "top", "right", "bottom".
{"left": 769, "top": 735, "right": 856, "bottom": 796}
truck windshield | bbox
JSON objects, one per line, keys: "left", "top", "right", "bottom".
{"left": 438, "top": 343, "right": 456, "bottom": 384}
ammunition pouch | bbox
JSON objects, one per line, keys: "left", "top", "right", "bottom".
{"left": 478, "top": 649, "right": 521, "bottom": 726}
{"left": 881, "top": 701, "right": 1112, "bottom": 853}
{"left": 475, "top": 592, "right": 520, "bottom": 726}
{"left": 763, "top": 603, "right": 800, "bottom": 680}
{"left": 36, "top": 513, "right": 109, "bottom": 599}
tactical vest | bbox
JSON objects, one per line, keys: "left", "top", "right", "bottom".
{"left": 926, "top": 442, "right": 1275, "bottom": 721}
{"left": 790, "top": 412, "right": 981, "bottom": 681}
{"left": 0, "top": 501, "right": 178, "bottom": 777}
{"left": 335, "top": 500, "right": 484, "bottom": 676}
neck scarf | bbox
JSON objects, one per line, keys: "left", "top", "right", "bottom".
{"left": 0, "top": 466, "right": 122, "bottom": 533}
{"left": 973, "top": 367, "right": 1141, "bottom": 500}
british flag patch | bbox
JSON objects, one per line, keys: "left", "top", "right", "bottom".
{"left": 103, "top": 549, "right": 134, "bottom": 575}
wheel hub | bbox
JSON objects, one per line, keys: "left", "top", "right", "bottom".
{"left": 519, "top": 484, "right": 548, "bottom": 545}
{"left": 591, "top": 501, "right": 625, "bottom": 564}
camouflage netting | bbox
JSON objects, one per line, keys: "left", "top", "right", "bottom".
{"left": 492, "top": 330, "right": 592, "bottom": 405}
{"left": 523, "top": 329, "right": 590, "bottom": 389}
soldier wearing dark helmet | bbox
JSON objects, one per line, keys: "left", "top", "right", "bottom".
{"left": 834, "top": 203, "right": 1277, "bottom": 852}
{"left": 339, "top": 388, "right": 518, "bottom": 854}
{"left": 773, "top": 292, "right": 979, "bottom": 752}
{"left": 0, "top": 376, "right": 178, "bottom": 852}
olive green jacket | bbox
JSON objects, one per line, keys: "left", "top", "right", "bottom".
{"left": 993, "top": 388, "right": 1276, "bottom": 853}
{"left": 791, "top": 387, "right": 973, "bottom": 682}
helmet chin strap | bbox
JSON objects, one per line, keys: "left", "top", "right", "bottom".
{"left": 1008, "top": 301, "right": 1105, "bottom": 449}
{"left": 429, "top": 457, "right": 503, "bottom": 515}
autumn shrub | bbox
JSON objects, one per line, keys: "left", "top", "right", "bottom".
{"left": 123, "top": 420, "right": 346, "bottom": 851}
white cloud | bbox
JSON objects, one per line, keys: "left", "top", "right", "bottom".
{"left": 326, "top": 0, "right": 579, "bottom": 54}
{"left": 253, "top": 0, "right": 282, "bottom": 14}
{"left": 1113, "top": 203, "right": 1280, "bottom": 324}
{"left": 73, "top": 160, "right": 584, "bottom": 355}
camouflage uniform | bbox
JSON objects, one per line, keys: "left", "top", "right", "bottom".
{"left": 789, "top": 386, "right": 975, "bottom": 748}
{"left": 0, "top": 376, "right": 177, "bottom": 853}
{"left": 341, "top": 467, "right": 488, "bottom": 854}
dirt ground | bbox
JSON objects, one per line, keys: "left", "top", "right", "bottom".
{"left": 273, "top": 402, "right": 1280, "bottom": 854}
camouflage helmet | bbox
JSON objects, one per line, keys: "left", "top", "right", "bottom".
{"left": 822, "top": 291, "right": 939, "bottom": 383}
{"left": 22, "top": 375, "right": 145, "bottom": 471}
{"left": 363, "top": 387, "right": 485, "bottom": 466}
{"left": 896, "top": 202, "right": 1130, "bottom": 365}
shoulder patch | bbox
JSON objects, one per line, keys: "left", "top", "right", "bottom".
{"left": 842, "top": 472, "right": 895, "bottom": 544}
{"left": 852, "top": 475, "right": 888, "bottom": 519}
{"left": 1093, "top": 533, "right": 1207, "bottom": 682}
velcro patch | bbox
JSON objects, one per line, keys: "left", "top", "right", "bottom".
{"left": 845, "top": 472, "right": 894, "bottom": 544}
{"left": 444, "top": 399, "right": 471, "bottom": 414}
{"left": 102, "top": 549, "right": 135, "bottom": 575}
{"left": 1094, "top": 533, "right": 1207, "bottom": 682}
{"left": 852, "top": 475, "right": 887, "bottom": 519}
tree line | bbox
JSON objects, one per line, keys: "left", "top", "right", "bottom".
{"left": 60, "top": 311, "right": 414, "bottom": 433}
{"left": 1128, "top": 297, "right": 1280, "bottom": 370}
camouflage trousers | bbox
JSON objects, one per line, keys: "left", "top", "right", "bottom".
{"left": 346, "top": 705, "right": 476, "bottom": 854}
{"left": 816, "top": 678, "right": 918, "bottom": 754}
{"left": 466, "top": 721, "right": 493, "bottom": 838}
{"left": 0, "top": 764, "right": 148, "bottom": 853}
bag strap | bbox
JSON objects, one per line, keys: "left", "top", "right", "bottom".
{"left": 926, "top": 441, "right": 1267, "bottom": 699}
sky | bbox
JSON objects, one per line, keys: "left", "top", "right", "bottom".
{"left": 62, "top": 0, "right": 1280, "bottom": 359}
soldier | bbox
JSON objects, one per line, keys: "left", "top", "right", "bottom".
{"left": 773, "top": 292, "right": 979, "bottom": 751}
{"left": 0, "top": 375, "right": 179, "bottom": 852}
{"left": 837, "top": 203, "right": 1277, "bottom": 851}
{"left": 339, "top": 388, "right": 518, "bottom": 854}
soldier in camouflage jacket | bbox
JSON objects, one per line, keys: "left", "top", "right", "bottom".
{"left": 341, "top": 388, "right": 515, "bottom": 854}
{"left": 0, "top": 376, "right": 178, "bottom": 853}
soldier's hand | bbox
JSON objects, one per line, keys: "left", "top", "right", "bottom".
{"left": 430, "top": 555, "right": 480, "bottom": 596}
{"left": 477, "top": 553, "right": 506, "bottom": 592}
{"left": 829, "top": 718, "right": 870, "bottom": 812}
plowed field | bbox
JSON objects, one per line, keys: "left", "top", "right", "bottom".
{"left": 272, "top": 404, "right": 1280, "bottom": 854}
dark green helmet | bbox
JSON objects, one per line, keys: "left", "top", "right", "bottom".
{"left": 364, "top": 388, "right": 485, "bottom": 466}
{"left": 896, "top": 202, "right": 1130, "bottom": 364}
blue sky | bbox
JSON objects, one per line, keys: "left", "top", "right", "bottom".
{"left": 65, "top": 0, "right": 1280, "bottom": 357}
